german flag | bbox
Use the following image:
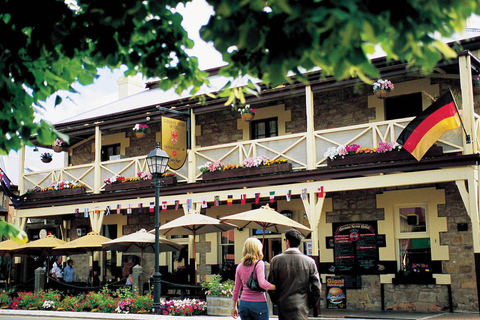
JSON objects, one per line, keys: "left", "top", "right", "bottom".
{"left": 397, "top": 91, "right": 460, "bottom": 161}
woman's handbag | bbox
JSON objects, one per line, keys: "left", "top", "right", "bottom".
{"left": 246, "top": 261, "right": 266, "bottom": 292}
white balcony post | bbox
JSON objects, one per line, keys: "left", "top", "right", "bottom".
{"left": 188, "top": 108, "right": 197, "bottom": 183}
{"left": 306, "top": 86, "right": 316, "bottom": 170}
{"left": 18, "top": 146, "right": 25, "bottom": 193}
{"left": 459, "top": 54, "right": 476, "bottom": 154}
{"left": 94, "top": 126, "right": 102, "bottom": 193}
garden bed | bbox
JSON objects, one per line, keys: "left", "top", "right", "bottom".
{"left": 202, "top": 163, "right": 292, "bottom": 180}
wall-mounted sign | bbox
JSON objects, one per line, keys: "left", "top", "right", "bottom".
{"left": 162, "top": 117, "right": 187, "bottom": 170}
{"left": 326, "top": 276, "right": 346, "bottom": 309}
{"left": 332, "top": 221, "right": 379, "bottom": 274}
{"left": 39, "top": 229, "right": 47, "bottom": 239}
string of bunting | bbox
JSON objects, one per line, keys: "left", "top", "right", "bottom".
{"left": 74, "top": 186, "right": 325, "bottom": 216}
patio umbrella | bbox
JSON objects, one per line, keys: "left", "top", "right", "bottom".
{"left": 53, "top": 231, "right": 111, "bottom": 285}
{"left": 152, "top": 211, "right": 237, "bottom": 282}
{"left": 101, "top": 229, "right": 183, "bottom": 266}
{"left": 0, "top": 239, "right": 22, "bottom": 285}
{"left": 220, "top": 204, "right": 313, "bottom": 244}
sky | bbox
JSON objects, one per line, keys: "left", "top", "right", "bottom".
{"left": 3, "top": 5, "right": 480, "bottom": 185}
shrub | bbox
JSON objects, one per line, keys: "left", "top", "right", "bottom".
{"left": 200, "top": 274, "right": 234, "bottom": 297}
{"left": 131, "top": 292, "right": 152, "bottom": 313}
{"left": 0, "top": 290, "right": 11, "bottom": 308}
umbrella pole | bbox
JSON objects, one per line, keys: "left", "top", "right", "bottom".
{"left": 7, "top": 256, "right": 12, "bottom": 287}
{"left": 262, "top": 228, "right": 266, "bottom": 246}
{"left": 141, "top": 249, "right": 143, "bottom": 267}
{"left": 193, "top": 232, "right": 197, "bottom": 284}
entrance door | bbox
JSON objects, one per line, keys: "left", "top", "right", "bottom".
{"left": 262, "top": 238, "right": 282, "bottom": 263}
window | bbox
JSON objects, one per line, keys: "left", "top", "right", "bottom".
{"left": 220, "top": 229, "right": 235, "bottom": 263}
{"left": 251, "top": 118, "right": 278, "bottom": 139}
{"left": 101, "top": 144, "right": 121, "bottom": 161}
{"left": 385, "top": 92, "right": 423, "bottom": 120}
{"left": 399, "top": 207, "right": 426, "bottom": 233}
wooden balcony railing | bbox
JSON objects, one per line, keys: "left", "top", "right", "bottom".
{"left": 22, "top": 116, "right": 467, "bottom": 194}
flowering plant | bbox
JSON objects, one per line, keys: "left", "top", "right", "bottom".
{"left": 474, "top": 75, "right": 480, "bottom": 87}
{"left": 373, "top": 79, "right": 394, "bottom": 92}
{"left": 198, "top": 160, "right": 225, "bottom": 173}
{"left": 115, "top": 299, "right": 131, "bottom": 314}
{"left": 199, "top": 156, "right": 288, "bottom": 173}
{"left": 53, "top": 139, "right": 64, "bottom": 147}
{"left": 133, "top": 124, "right": 148, "bottom": 133}
{"left": 26, "top": 181, "right": 86, "bottom": 194}
{"left": 200, "top": 274, "right": 234, "bottom": 297}
{"left": 159, "top": 298, "right": 207, "bottom": 316}
{"left": 241, "top": 155, "right": 270, "bottom": 168}
{"left": 324, "top": 141, "right": 401, "bottom": 160}
{"left": 103, "top": 171, "right": 174, "bottom": 185}
{"left": 238, "top": 104, "right": 256, "bottom": 115}
{"left": 42, "top": 300, "right": 55, "bottom": 310}
{"left": 41, "top": 152, "right": 52, "bottom": 161}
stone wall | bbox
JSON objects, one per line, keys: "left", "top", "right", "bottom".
{"left": 324, "top": 183, "right": 477, "bottom": 312}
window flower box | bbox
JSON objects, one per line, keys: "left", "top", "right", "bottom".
{"left": 327, "top": 146, "right": 443, "bottom": 167}
{"left": 26, "top": 187, "right": 86, "bottom": 200}
{"left": 202, "top": 163, "right": 292, "bottom": 180}
{"left": 104, "top": 176, "right": 177, "bottom": 191}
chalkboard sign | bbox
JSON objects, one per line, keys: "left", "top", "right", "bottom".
{"left": 332, "top": 221, "right": 379, "bottom": 274}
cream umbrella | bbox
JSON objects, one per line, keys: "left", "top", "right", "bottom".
{"left": 101, "top": 229, "right": 183, "bottom": 266}
{"left": 151, "top": 211, "right": 237, "bottom": 282}
{"left": 220, "top": 204, "right": 313, "bottom": 244}
{"left": 0, "top": 239, "right": 22, "bottom": 285}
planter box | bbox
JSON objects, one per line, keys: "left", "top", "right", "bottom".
{"left": 327, "top": 146, "right": 443, "bottom": 167}
{"left": 104, "top": 177, "right": 177, "bottom": 192}
{"left": 202, "top": 163, "right": 292, "bottom": 181}
{"left": 206, "top": 296, "right": 232, "bottom": 316}
{"left": 26, "top": 187, "right": 86, "bottom": 200}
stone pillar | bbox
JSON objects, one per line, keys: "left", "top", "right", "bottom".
{"left": 34, "top": 267, "right": 45, "bottom": 292}
{"left": 265, "top": 261, "right": 273, "bottom": 316}
{"left": 132, "top": 264, "right": 144, "bottom": 295}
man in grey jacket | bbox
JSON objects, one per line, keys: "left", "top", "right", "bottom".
{"left": 268, "top": 229, "right": 321, "bottom": 320}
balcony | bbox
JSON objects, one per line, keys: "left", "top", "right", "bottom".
{"left": 22, "top": 116, "right": 466, "bottom": 196}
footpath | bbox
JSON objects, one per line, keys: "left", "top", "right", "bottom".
{"left": 0, "top": 309, "right": 479, "bottom": 320}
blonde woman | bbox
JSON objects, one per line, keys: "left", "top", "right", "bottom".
{"left": 232, "top": 237, "right": 275, "bottom": 320}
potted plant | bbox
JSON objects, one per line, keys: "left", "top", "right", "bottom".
{"left": 474, "top": 75, "right": 480, "bottom": 95}
{"left": 238, "top": 104, "right": 256, "bottom": 122}
{"left": 52, "top": 138, "right": 64, "bottom": 152}
{"left": 40, "top": 152, "right": 53, "bottom": 163}
{"left": 133, "top": 124, "right": 148, "bottom": 138}
{"left": 373, "top": 79, "right": 394, "bottom": 99}
{"left": 201, "top": 274, "right": 234, "bottom": 316}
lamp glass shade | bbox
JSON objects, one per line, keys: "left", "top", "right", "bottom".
{"left": 146, "top": 145, "right": 170, "bottom": 175}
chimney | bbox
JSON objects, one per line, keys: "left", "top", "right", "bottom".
{"left": 117, "top": 75, "right": 144, "bottom": 99}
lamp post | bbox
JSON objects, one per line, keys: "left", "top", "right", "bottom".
{"left": 146, "top": 142, "right": 170, "bottom": 312}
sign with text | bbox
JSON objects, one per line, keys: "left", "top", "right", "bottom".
{"left": 162, "top": 117, "right": 187, "bottom": 170}
{"left": 326, "top": 276, "right": 346, "bottom": 309}
{"left": 333, "top": 221, "right": 379, "bottom": 274}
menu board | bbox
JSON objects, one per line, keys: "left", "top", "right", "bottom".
{"left": 333, "top": 221, "right": 378, "bottom": 274}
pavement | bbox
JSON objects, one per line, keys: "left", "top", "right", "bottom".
{"left": 0, "top": 309, "right": 479, "bottom": 320}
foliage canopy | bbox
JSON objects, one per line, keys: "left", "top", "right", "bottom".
{"left": 0, "top": 0, "right": 479, "bottom": 152}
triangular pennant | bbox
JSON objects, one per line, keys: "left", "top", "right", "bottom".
{"left": 301, "top": 188, "right": 307, "bottom": 200}
{"left": 162, "top": 201, "right": 167, "bottom": 211}
{"left": 84, "top": 208, "right": 89, "bottom": 218}
{"left": 227, "top": 195, "right": 233, "bottom": 206}
{"left": 214, "top": 196, "right": 220, "bottom": 207}
{"left": 138, "top": 203, "right": 143, "bottom": 213}
{"left": 117, "top": 204, "right": 121, "bottom": 214}
{"left": 127, "top": 204, "right": 132, "bottom": 214}
{"left": 318, "top": 186, "right": 324, "bottom": 198}
{"left": 255, "top": 193, "right": 260, "bottom": 204}
{"left": 75, "top": 208, "right": 79, "bottom": 218}
{"left": 175, "top": 200, "right": 180, "bottom": 210}
{"left": 286, "top": 190, "right": 291, "bottom": 202}
{"left": 241, "top": 194, "right": 246, "bottom": 205}
{"left": 95, "top": 206, "right": 99, "bottom": 214}
{"left": 150, "top": 202, "right": 154, "bottom": 213}
{"left": 105, "top": 206, "right": 110, "bottom": 216}
{"left": 201, "top": 197, "right": 208, "bottom": 208}
{"left": 187, "top": 199, "right": 192, "bottom": 210}
{"left": 269, "top": 191, "right": 275, "bottom": 203}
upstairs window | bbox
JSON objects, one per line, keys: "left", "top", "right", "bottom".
{"left": 385, "top": 92, "right": 423, "bottom": 120}
{"left": 251, "top": 118, "right": 278, "bottom": 139}
{"left": 101, "top": 144, "right": 121, "bottom": 161}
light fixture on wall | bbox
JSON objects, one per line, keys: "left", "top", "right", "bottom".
{"left": 76, "top": 228, "right": 86, "bottom": 237}
{"left": 33, "top": 146, "right": 39, "bottom": 152}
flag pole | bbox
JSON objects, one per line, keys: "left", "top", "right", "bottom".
{"left": 449, "top": 87, "right": 471, "bottom": 143}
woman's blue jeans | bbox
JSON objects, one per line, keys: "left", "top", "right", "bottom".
{"left": 239, "top": 300, "right": 269, "bottom": 320}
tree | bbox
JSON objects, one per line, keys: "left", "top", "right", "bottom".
{"left": 1, "top": 0, "right": 479, "bottom": 153}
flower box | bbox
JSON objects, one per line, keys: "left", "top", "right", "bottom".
{"left": 26, "top": 187, "right": 86, "bottom": 200}
{"left": 326, "top": 146, "right": 443, "bottom": 167}
{"left": 104, "top": 177, "right": 177, "bottom": 191}
{"left": 202, "top": 163, "right": 292, "bottom": 180}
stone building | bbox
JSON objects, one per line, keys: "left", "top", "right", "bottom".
{"left": 13, "top": 36, "right": 480, "bottom": 313}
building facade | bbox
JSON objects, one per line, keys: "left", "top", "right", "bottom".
{"left": 14, "top": 37, "right": 480, "bottom": 312}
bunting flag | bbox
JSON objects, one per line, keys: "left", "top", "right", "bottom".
{"left": 84, "top": 208, "right": 89, "bottom": 218}
{"left": 318, "top": 186, "right": 324, "bottom": 198}
{"left": 150, "top": 202, "right": 154, "bottom": 213}
{"left": 269, "top": 191, "right": 275, "bottom": 203}
{"left": 255, "top": 193, "right": 260, "bottom": 204}
{"left": 127, "top": 204, "right": 132, "bottom": 214}
{"left": 201, "top": 197, "right": 208, "bottom": 208}
{"left": 162, "top": 201, "right": 167, "bottom": 211}
{"left": 95, "top": 206, "right": 99, "bottom": 214}
{"left": 187, "top": 199, "right": 192, "bottom": 210}
{"left": 301, "top": 188, "right": 307, "bottom": 200}
{"left": 227, "top": 195, "right": 233, "bottom": 206}
{"left": 75, "top": 208, "right": 79, "bottom": 218}
{"left": 138, "top": 203, "right": 143, "bottom": 213}
{"left": 117, "top": 204, "right": 121, "bottom": 214}
{"left": 105, "top": 206, "right": 110, "bottom": 216}
{"left": 397, "top": 90, "right": 460, "bottom": 161}
{"left": 175, "top": 200, "right": 180, "bottom": 210}
{"left": 241, "top": 194, "right": 246, "bottom": 205}
{"left": 214, "top": 196, "right": 220, "bottom": 206}
{"left": 286, "top": 190, "right": 291, "bottom": 202}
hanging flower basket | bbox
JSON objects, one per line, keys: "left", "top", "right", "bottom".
{"left": 52, "top": 146, "right": 62, "bottom": 152}
{"left": 41, "top": 152, "right": 53, "bottom": 163}
{"left": 136, "top": 132, "right": 146, "bottom": 139}
{"left": 41, "top": 157, "right": 52, "bottom": 163}
{"left": 374, "top": 89, "right": 390, "bottom": 99}
{"left": 241, "top": 113, "right": 255, "bottom": 122}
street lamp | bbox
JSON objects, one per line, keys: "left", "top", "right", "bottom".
{"left": 146, "top": 142, "right": 170, "bottom": 312}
